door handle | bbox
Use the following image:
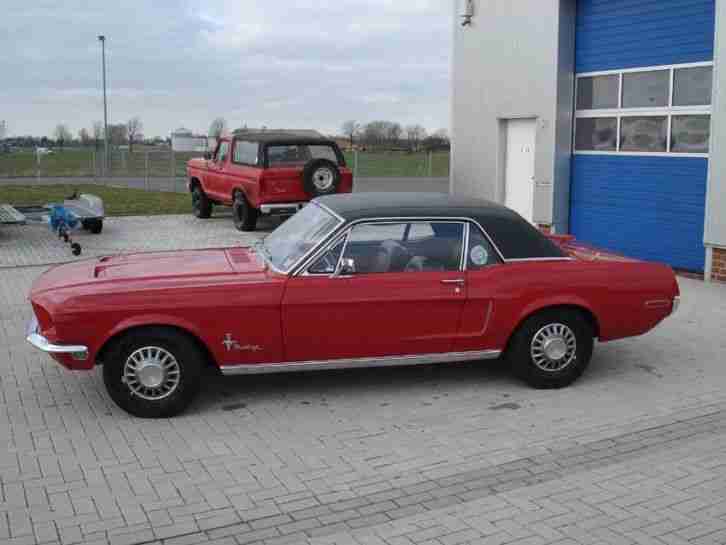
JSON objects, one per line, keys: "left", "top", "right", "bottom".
{"left": 441, "top": 279, "right": 465, "bottom": 285}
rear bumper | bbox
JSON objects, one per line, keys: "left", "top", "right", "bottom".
{"left": 259, "top": 203, "right": 307, "bottom": 215}
{"left": 26, "top": 317, "right": 89, "bottom": 361}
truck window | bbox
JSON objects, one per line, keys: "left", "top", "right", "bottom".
{"left": 267, "top": 144, "right": 341, "bottom": 167}
{"left": 216, "top": 142, "right": 230, "bottom": 164}
{"left": 233, "top": 141, "right": 259, "bottom": 165}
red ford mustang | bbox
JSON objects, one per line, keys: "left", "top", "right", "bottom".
{"left": 26, "top": 193, "right": 680, "bottom": 417}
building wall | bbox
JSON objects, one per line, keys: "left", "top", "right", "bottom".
{"left": 705, "top": 0, "right": 726, "bottom": 257}
{"left": 451, "top": 0, "right": 576, "bottom": 232}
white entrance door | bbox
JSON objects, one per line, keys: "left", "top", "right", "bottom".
{"left": 504, "top": 119, "right": 536, "bottom": 223}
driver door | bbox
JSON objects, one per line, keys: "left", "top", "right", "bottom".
{"left": 281, "top": 220, "right": 468, "bottom": 363}
{"left": 206, "top": 141, "right": 230, "bottom": 200}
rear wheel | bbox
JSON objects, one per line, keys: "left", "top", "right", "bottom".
{"left": 233, "top": 191, "right": 258, "bottom": 231}
{"left": 507, "top": 309, "right": 594, "bottom": 389}
{"left": 192, "top": 185, "right": 212, "bottom": 219}
{"left": 102, "top": 327, "right": 203, "bottom": 418}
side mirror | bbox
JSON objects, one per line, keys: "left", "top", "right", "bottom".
{"left": 204, "top": 151, "right": 213, "bottom": 160}
{"left": 337, "top": 257, "right": 357, "bottom": 276}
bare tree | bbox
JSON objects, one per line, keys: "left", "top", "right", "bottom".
{"left": 127, "top": 117, "right": 143, "bottom": 153}
{"left": 54, "top": 124, "right": 72, "bottom": 150}
{"left": 405, "top": 125, "right": 427, "bottom": 151}
{"left": 109, "top": 123, "right": 127, "bottom": 147}
{"left": 341, "top": 120, "right": 360, "bottom": 149}
{"left": 92, "top": 121, "right": 103, "bottom": 150}
{"left": 78, "top": 128, "right": 90, "bottom": 147}
{"left": 209, "top": 118, "right": 227, "bottom": 138}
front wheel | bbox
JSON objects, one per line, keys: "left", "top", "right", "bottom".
{"left": 103, "top": 327, "right": 203, "bottom": 418}
{"left": 192, "top": 185, "right": 212, "bottom": 219}
{"left": 507, "top": 309, "right": 594, "bottom": 389}
{"left": 233, "top": 192, "right": 258, "bottom": 231}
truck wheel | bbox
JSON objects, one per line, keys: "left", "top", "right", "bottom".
{"left": 82, "top": 219, "right": 103, "bottom": 234}
{"left": 103, "top": 327, "right": 203, "bottom": 418}
{"left": 507, "top": 309, "right": 594, "bottom": 389}
{"left": 192, "top": 186, "right": 213, "bottom": 219}
{"left": 233, "top": 192, "right": 258, "bottom": 231}
{"left": 303, "top": 159, "right": 341, "bottom": 197}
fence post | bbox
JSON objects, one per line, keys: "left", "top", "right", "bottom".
{"left": 145, "top": 151, "right": 149, "bottom": 191}
{"left": 170, "top": 149, "right": 175, "bottom": 191}
{"left": 427, "top": 151, "right": 433, "bottom": 177}
{"left": 36, "top": 150, "right": 40, "bottom": 183}
{"left": 353, "top": 149, "right": 359, "bottom": 178}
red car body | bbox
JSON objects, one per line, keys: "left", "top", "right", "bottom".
{"left": 186, "top": 133, "right": 353, "bottom": 224}
{"left": 28, "top": 204, "right": 678, "bottom": 372}
{"left": 26, "top": 193, "right": 679, "bottom": 416}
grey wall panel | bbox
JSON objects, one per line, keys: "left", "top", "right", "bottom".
{"left": 705, "top": 0, "right": 726, "bottom": 248}
{"left": 451, "top": 0, "right": 573, "bottom": 228}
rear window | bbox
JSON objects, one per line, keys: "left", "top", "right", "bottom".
{"left": 267, "top": 144, "right": 341, "bottom": 167}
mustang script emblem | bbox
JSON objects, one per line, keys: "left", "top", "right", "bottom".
{"left": 222, "top": 334, "right": 263, "bottom": 353}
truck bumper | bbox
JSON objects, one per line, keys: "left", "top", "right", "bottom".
{"left": 259, "top": 203, "right": 307, "bottom": 215}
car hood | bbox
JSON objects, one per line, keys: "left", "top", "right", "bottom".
{"left": 31, "top": 247, "right": 267, "bottom": 296}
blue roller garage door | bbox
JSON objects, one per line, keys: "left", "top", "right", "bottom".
{"left": 570, "top": 0, "right": 714, "bottom": 272}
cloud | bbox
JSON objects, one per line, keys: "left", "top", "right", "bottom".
{"left": 0, "top": 0, "right": 451, "bottom": 138}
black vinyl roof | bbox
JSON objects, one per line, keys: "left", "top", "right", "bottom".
{"left": 316, "top": 193, "right": 565, "bottom": 260}
{"left": 232, "top": 130, "right": 331, "bottom": 144}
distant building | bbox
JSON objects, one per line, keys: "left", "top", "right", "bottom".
{"left": 171, "top": 128, "right": 211, "bottom": 152}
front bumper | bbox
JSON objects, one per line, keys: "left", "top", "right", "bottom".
{"left": 26, "top": 317, "right": 89, "bottom": 361}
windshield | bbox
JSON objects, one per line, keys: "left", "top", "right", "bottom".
{"left": 262, "top": 203, "right": 342, "bottom": 272}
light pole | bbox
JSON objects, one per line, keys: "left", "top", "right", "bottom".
{"left": 98, "top": 35, "right": 109, "bottom": 176}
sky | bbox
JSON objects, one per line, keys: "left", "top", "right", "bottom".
{"left": 0, "top": 1, "right": 452, "bottom": 139}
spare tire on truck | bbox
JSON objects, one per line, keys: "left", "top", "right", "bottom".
{"left": 302, "top": 159, "right": 341, "bottom": 197}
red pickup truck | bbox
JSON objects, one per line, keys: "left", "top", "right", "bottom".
{"left": 186, "top": 131, "right": 353, "bottom": 231}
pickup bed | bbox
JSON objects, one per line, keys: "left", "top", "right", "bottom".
{"left": 186, "top": 132, "right": 353, "bottom": 231}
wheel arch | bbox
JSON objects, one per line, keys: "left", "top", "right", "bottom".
{"left": 95, "top": 318, "right": 218, "bottom": 370}
{"left": 504, "top": 302, "right": 601, "bottom": 355}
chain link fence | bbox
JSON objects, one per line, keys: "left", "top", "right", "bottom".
{"left": 0, "top": 148, "right": 450, "bottom": 185}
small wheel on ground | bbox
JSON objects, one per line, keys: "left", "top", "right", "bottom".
{"left": 233, "top": 191, "right": 258, "bottom": 231}
{"left": 102, "top": 327, "right": 204, "bottom": 418}
{"left": 302, "top": 158, "right": 341, "bottom": 197}
{"left": 192, "top": 185, "right": 213, "bottom": 219}
{"left": 82, "top": 219, "right": 104, "bottom": 234}
{"left": 507, "top": 309, "right": 594, "bottom": 389}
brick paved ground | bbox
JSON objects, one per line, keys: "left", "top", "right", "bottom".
{"left": 2, "top": 215, "right": 726, "bottom": 545}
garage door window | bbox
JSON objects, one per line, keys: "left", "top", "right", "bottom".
{"left": 575, "top": 62, "right": 712, "bottom": 156}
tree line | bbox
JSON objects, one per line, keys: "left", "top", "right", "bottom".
{"left": 342, "top": 121, "right": 449, "bottom": 152}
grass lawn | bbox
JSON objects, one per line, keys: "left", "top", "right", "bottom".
{"left": 343, "top": 151, "right": 450, "bottom": 178}
{"left": 0, "top": 184, "right": 191, "bottom": 216}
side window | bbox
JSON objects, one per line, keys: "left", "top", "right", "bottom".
{"left": 341, "top": 222, "right": 464, "bottom": 274}
{"left": 233, "top": 141, "right": 259, "bottom": 165}
{"left": 216, "top": 142, "right": 230, "bottom": 164}
{"left": 308, "top": 145, "right": 340, "bottom": 164}
{"left": 268, "top": 145, "right": 309, "bottom": 166}
{"left": 467, "top": 226, "right": 501, "bottom": 270}
{"left": 308, "top": 239, "right": 345, "bottom": 275}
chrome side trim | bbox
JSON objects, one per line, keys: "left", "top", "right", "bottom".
{"left": 220, "top": 349, "right": 502, "bottom": 376}
{"left": 505, "top": 257, "right": 575, "bottom": 262}
{"left": 260, "top": 203, "right": 306, "bottom": 214}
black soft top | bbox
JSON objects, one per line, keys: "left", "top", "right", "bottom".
{"left": 316, "top": 193, "right": 565, "bottom": 260}
{"left": 232, "top": 130, "right": 335, "bottom": 146}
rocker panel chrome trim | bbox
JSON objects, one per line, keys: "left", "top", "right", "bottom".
{"left": 219, "top": 349, "right": 502, "bottom": 376}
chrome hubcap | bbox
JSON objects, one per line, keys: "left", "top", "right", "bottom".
{"left": 313, "top": 168, "right": 334, "bottom": 191}
{"left": 123, "top": 346, "right": 181, "bottom": 401}
{"left": 531, "top": 323, "right": 577, "bottom": 372}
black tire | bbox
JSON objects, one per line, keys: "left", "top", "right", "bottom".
{"left": 82, "top": 219, "right": 103, "bottom": 234}
{"left": 507, "top": 309, "right": 594, "bottom": 389}
{"left": 103, "top": 327, "right": 203, "bottom": 418}
{"left": 192, "top": 185, "right": 212, "bottom": 219}
{"left": 233, "top": 191, "right": 258, "bottom": 231}
{"left": 302, "top": 158, "right": 341, "bottom": 197}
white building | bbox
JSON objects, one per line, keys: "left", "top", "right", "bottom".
{"left": 451, "top": 0, "right": 726, "bottom": 281}
{"left": 171, "top": 128, "right": 211, "bottom": 153}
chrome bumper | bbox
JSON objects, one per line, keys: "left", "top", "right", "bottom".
{"left": 26, "top": 317, "right": 89, "bottom": 361}
{"left": 259, "top": 203, "right": 306, "bottom": 215}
